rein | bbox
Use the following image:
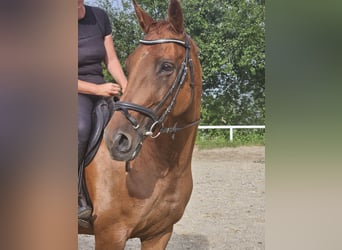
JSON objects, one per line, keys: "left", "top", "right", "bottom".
{"left": 112, "top": 35, "right": 199, "bottom": 170}
{"left": 113, "top": 35, "right": 199, "bottom": 138}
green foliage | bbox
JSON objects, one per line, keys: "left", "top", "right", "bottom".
{"left": 196, "top": 129, "right": 265, "bottom": 149}
{"left": 97, "top": 0, "right": 142, "bottom": 82}
{"left": 95, "top": 0, "right": 265, "bottom": 133}
{"left": 134, "top": 0, "right": 169, "bottom": 20}
{"left": 182, "top": 0, "right": 265, "bottom": 126}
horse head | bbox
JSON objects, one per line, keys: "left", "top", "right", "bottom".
{"left": 104, "top": 0, "right": 202, "bottom": 162}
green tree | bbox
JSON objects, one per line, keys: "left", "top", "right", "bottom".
{"left": 133, "top": 0, "right": 169, "bottom": 20}
{"left": 96, "top": 0, "right": 141, "bottom": 81}
{"left": 95, "top": 0, "right": 265, "bottom": 126}
{"left": 182, "top": 0, "right": 265, "bottom": 125}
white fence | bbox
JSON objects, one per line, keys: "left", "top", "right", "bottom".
{"left": 198, "top": 125, "right": 265, "bottom": 141}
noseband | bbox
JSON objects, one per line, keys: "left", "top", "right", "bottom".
{"left": 113, "top": 34, "right": 199, "bottom": 139}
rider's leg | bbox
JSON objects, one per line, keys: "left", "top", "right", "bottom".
{"left": 78, "top": 94, "right": 95, "bottom": 220}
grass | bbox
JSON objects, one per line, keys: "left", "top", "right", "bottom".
{"left": 195, "top": 129, "right": 265, "bottom": 149}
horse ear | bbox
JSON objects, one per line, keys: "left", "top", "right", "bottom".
{"left": 133, "top": 0, "right": 154, "bottom": 34}
{"left": 168, "top": 0, "right": 184, "bottom": 34}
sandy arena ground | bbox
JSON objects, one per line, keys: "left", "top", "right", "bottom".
{"left": 78, "top": 146, "right": 265, "bottom": 249}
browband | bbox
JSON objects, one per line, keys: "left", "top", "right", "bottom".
{"left": 139, "top": 39, "right": 187, "bottom": 47}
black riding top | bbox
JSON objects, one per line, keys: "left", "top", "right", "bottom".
{"left": 78, "top": 5, "right": 112, "bottom": 84}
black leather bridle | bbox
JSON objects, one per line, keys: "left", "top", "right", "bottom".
{"left": 112, "top": 34, "right": 200, "bottom": 167}
{"left": 113, "top": 34, "right": 200, "bottom": 136}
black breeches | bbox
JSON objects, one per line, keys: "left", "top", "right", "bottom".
{"left": 78, "top": 94, "right": 96, "bottom": 144}
{"left": 78, "top": 94, "right": 99, "bottom": 162}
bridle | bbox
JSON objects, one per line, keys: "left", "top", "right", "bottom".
{"left": 113, "top": 34, "right": 200, "bottom": 136}
{"left": 112, "top": 34, "right": 200, "bottom": 166}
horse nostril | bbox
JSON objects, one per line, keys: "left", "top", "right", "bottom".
{"left": 114, "top": 132, "right": 132, "bottom": 153}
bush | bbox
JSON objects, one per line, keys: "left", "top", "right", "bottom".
{"left": 195, "top": 129, "right": 265, "bottom": 149}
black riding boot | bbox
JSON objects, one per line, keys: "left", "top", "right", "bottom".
{"left": 78, "top": 142, "right": 92, "bottom": 220}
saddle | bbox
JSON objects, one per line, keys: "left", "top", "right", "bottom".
{"left": 84, "top": 98, "right": 114, "bottom": 166}
{"left": 79, "top": 97, "right": 115, "bottom": 228}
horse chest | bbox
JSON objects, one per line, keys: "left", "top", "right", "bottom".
{"left": 132, "top": 192, "right": 184, "bottom": 237}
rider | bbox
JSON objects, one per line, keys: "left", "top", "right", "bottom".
{"left": 78, "top": 0, "right": 127, "bottom": 221}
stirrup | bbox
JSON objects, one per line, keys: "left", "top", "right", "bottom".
{"left": 78, "top": 218, "right": 91, "bottom": 228}
{"left": 78, "top": 205, "right": 92, "bottom": 220}
{"left": 78, "top": 191, "right": 92, "bottom": 220}
{"left": 78, "top": 194, "right": 92, "bottom": 228}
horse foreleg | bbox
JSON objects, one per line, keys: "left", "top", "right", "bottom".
{"left": 141, "top": 227, "right": 173, "bottom": 250}
{"left": 94, "top": 227, "right": 128, "bottom": 250}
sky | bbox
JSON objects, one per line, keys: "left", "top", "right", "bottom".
{"left": 85, "top": 0, "right": 123, "bottom": 9}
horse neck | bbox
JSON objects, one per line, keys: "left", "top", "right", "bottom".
{"left": 123, "top": 126, "right": 196, "bottom": 199}
{"left": 145, "top": 124, "right": 197, "bottom": 171}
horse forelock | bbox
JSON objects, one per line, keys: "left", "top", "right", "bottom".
{"left": 146, "top": 20, "right": 183, "bottom": 36}
{"left": 145, "top": 21, "right": 199, "bottom": 58}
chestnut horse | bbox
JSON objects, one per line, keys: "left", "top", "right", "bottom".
{"left": 78, "top": 0, "right": 202, "bottom": 249}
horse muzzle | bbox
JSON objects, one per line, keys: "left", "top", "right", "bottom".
{"left": 104, "top": 128, "right": 143, "bottom": 162}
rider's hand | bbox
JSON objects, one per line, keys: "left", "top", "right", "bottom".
{"left": 96, "top": 83, "right": 122, "bottom": 97}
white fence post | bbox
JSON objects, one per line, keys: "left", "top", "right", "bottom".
{"left": 198, "top": 125, "right": 266, "bottom": 142}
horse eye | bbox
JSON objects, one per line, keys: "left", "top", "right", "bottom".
{"left": 160, "top": 62, "right": 174, "bottom": 73}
